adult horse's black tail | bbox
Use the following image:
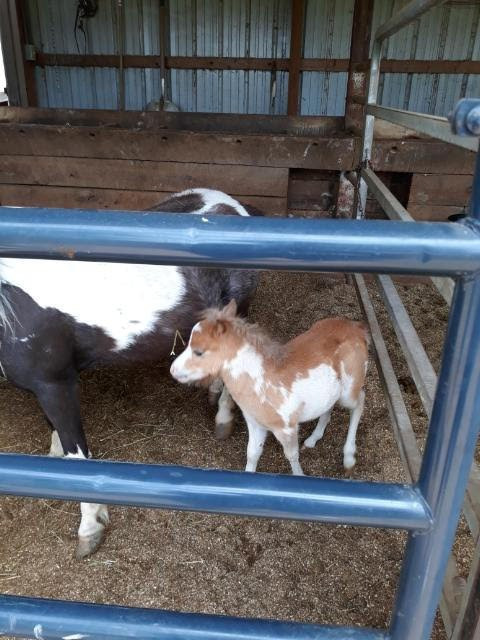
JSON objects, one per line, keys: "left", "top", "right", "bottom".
{"left": 0, "top": 276, "right": 16, "bottom": 334}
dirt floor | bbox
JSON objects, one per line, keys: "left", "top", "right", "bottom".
{"left": 0, "top": 270, "right": 473, "bottom": 639}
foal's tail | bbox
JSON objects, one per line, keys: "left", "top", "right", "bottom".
{"left": 356, "top": 320, "right": 371, "bottom": 348}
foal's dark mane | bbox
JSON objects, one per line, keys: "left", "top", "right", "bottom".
{"left": 203, "top": 308, "right": 285, "bottom": 362}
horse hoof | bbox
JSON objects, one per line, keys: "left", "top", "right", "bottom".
{"left": 215, "top": 421, "right": 234, "bottom": 440}
{"left": 75, "top": 530, "right": 105, "bottom": 560}
{"left": 343, "top": 454, "right": 356, "bottom": 471}
{"left": 97, "top": 505, "right": 110, "bottom": 527}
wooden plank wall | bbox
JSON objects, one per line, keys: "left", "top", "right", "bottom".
{"left": 0, "top": 109, "right": 476, "bottom": 219}
{"left": 0, "top": 121, "right": 358, "bottom": 216}
{"left": 407, "top": 174, "right": 471, "bottom": 221}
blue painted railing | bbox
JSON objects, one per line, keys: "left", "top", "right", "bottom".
{"left": 0, "top": 99, "right": 479, "bottom": 640}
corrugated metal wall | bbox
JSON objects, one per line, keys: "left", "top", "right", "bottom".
{"left": 372, "top": 0, "right": 480, "bottom": 116}
{"left": 24, "top": 0, "right": 480, "bottom": 115}
{"left": 168, "top": 0, "right": 290, "bottom": 113}
{"left": 301, "top": 0, "right": 354, "bottom": 115}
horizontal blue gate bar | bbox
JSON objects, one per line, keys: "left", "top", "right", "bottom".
{"left": 0, "top": 595, "right": 389, "bottom": 640}
{"left": 0, "top": 454, "right": 432, "bottom": 530}
{"left": 0, "top": 207, "right": 479, "bottom": 276}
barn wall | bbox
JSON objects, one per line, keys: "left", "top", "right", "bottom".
{"left": 28, "top": 0, "right": 293, "bottom": 114}
{"left": 0, "top": 108, "right": 475, "bottom": 220}
{"left": 21, "top": 0, "right": 480, "bottom": 115}
{"left": 168, "top": 0, "right": 291, "bottom": 114}
{"left": 300, "top": 0, "right": 354, "bottom": 116}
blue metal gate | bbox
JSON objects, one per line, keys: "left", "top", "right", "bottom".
{"left": 1, "top": 2, "right": 480, "bottom": 638}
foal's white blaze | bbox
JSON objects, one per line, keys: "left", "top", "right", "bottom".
{"left": 170, "top": 346, "right": 203, "bottom": 382}
{"left": 170, "top": 321, "right": 207, "bottom": 382}
{"left": 0, "top": 260, "right": 185, "bottom": 350}
{"left": 277, "top": 364, "right": 341, "bottom": 425}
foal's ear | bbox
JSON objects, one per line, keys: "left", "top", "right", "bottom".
{"left": 223, "top": 299, "right": 237, "bottom": 319}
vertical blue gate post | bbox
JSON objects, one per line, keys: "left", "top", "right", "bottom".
{"left": 389, "top": 101, "right": 480, "bottom": 640}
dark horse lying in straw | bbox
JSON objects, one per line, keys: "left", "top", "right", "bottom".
{"left": 0, "top": 188, "right": 260, "bottom": 558}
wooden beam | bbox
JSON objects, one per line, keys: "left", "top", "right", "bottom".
{"left": 407, "top": 204, "right": 466, "bottom": 221}
{"left": 36, "top": 53, "right": 291, "bottom": 71}
{"left": 451, "top": 535, "right": 480, "bottom": 640}
{"left": 15, "top": 0, "right": 36, "bottom": 106}
{"left": 371, "top": 139, "right": 475, "bottom": 175}
{"left": 379, "top": 59, "right": 480, "bottom": 74}
{"left": 0, "top": 108, "right": 476, "bottom": 175}
{"left": 0, "top": 155, "right": 289, "bottom": 197}
{"left": 300, "top": 59, "right": 350, "bottom": 71}
{"left": 287, "top": 0, "right": 305, "bottom": 116}
{"left": 0, "top": 123, "right": 357, "bottom": 170}
{"left": 35, "top": 53, "right": 480, "bottom": 74}
{"left": 0, "top": 107, "right": 344, "bottom": 135}
{"left": 345, "top": 0, "right": 374, "bottom": 132}
{"left": 408, "top": 173, "right": 472, "bottom": 207}
{"left": 0, "top": 0, "right": 28, "bottom": 105}
{"left": 0, "top": 185, "right": 287, "bottom": 216}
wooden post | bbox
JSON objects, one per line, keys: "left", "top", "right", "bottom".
{"left": 451, "top": 535, "right": 480, "bottom": 640}
{"left": 15, "top": 0, "right": 37, "bottom": 106}
{"left": 345, "top": 0, "right": 374, "bottom": 134}
{"left": 287, "top": 0, "right": 305, "bottom": 116}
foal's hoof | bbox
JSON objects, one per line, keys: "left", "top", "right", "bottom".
{"left": 76, "top": 530, "right": 105, "bottom": 560}
{"left": 215, "top": 421, "right": 234, "bottom": 440}
{"left": 343, "top": 454, "right": 356, "bottom": 471}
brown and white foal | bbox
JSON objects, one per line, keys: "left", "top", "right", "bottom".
{"left": 171, "top": 300, "right": 369, "bottom": 475}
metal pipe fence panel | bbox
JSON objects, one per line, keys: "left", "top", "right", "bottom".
{"left": 0, "top": 208, "right": 479, "bottom": 276}
{"left": 0, "top": 595, "right": 388, "bottom": 640}
{"left": 1, "top": 2, "right": 480, "bottom": 636}
{"left": 0, "top": 454, "right": 432, "bottom": 530}
{"left": 374, "top": 0, "right": 449, "bottom": 43}
{"left": 389, "top": 272, "right": 480, "bottom": 639}
{"left": 366, "top": 104, "right": 478, "bottom": 151}
{"left": 357, "top": 11, "right": 480, "bottom": 631}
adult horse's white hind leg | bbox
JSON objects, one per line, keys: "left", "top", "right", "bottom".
{"left": 343, "top": 389, "right": 365, "bottom": 470}
{"left": 215, "top": 384, "right": 235, "bottom": 440}
{"left": 303, "top": 409, "right": 332, "bottom": 449}
{"left": 49, "top": 430, "right": 63, "bottom": 457}
{"left": 66, "top": 448, "right": 109, "bottom": 559}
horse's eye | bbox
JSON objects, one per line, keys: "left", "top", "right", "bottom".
{"left": 193, "top": 349, "right": 204, "bottom": 357}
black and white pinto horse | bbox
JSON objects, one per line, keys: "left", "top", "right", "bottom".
{"left": 0, "top": 188, "right": 260, "bottom": 558}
